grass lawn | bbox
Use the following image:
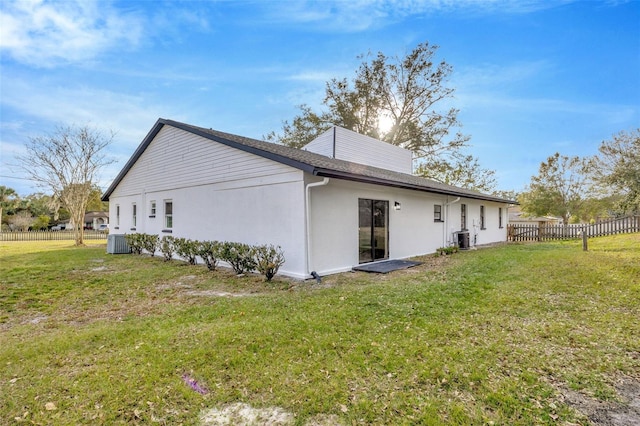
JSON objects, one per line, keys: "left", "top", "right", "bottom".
{"left": 1, "top": 235, "right": 639, "bottom": 425}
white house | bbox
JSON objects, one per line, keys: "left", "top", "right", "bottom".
{"left": 102, "top": 119, "right": 513, "bottom": 279}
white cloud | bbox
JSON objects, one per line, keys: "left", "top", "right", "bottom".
{"left": 259, "top": 0, "right": 575, "bottom": 32}
{"left": 0, "top": 74, "right": 187, "bottom": 192}
{"left": 0, "top": 0, "right": 143, "bottom": 67}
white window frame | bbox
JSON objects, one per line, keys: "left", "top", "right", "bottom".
{"left": 434, "top": 204, "right": 443, "bottom": 222}
{"left": 164, "top": 200, "right": 173, "bottom": 229}
{"left": 150, "top": 200, "right": 156, "bottom": 218}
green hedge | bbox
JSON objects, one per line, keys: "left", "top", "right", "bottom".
{"left": 124, "top": 233, "right": 286, "bottom": 281}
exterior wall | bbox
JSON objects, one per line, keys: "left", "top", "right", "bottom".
{"left": 303, "top": 127, "right": 413, "bottom": 174}
{"left": 446, "top": 201, "right": 508, "bottom": 247}
{"left": 307, "top": 178, "right": 509, "bottom": 276}
{"left": 302, "top": 128, "right": 334, "bottom": 157}
{"left": 108, "top": 126, "right": 309, "bottom": 278}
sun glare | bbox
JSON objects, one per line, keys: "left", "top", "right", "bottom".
{"left": 377, "top": 114, "right": 395, "bottom": 136}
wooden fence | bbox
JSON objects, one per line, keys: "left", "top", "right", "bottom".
{"left": 508, "top": 215, "right": 640, "bottom": 242}
{"left": 0, "top": 230, "right": 108, "bottom": 242}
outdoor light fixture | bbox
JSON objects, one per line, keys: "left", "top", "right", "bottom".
{"left": 394, "top": 201, "right": 401, "bottom": 210}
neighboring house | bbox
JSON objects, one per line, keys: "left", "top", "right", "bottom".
{"left": 102, "top": 119, "right": 514, "bottom": 279}
{"left": 84, "top": 211, "right": 109, "bottom": 230}
{"left": 508, "top": 206, "right": 562, "bottom": 227}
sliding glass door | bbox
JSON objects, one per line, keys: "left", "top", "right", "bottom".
{"left": 358, "top": 199, "right": 389, "bottom": 263}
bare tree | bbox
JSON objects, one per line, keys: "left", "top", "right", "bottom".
{"left": 8, "top": 211, "right": 34, "bottom": 231}
{"left": 18, "top": 124, "right": 114, "bottom": 245}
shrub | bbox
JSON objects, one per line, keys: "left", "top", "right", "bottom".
{"left": 160, "top": 236, "right": 176, "bottom": 262}
{"left": 254, "top": 244, "right": 285, "bottom": 281}
{"left": 219, "top": 242, "right": 256, "bottom": 275}
{"left": 141, "top": 234, "right": 159, "bottom": 257}
{"left": 197, "top": 240, "right": 221, "bottom": 271}
{"left": 436, "top": 246, "right": 458, "bottom": 256}
{"left": 174, "top": 237, "right": 199, "bottom": 265}
{"left": 124, "top": 233, "right": 144, "bottom": 255}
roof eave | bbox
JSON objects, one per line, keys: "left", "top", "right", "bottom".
{"left": 314, "top": 168, "right": 515, "bottom": 203}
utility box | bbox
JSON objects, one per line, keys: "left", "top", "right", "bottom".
{"left": 456, "top": 231, "right": 470, "bottom": 250}
{"left": 107, "top": 234, "right": 130, "bottom": 254}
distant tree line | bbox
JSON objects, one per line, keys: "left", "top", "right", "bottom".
{"left": 518, "top": 128, "right": 639, "bottom": 223}
{"left": 0, "top": 185, "right": 107, "bottom": 232}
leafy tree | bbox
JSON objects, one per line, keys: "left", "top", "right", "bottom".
{"left": 86, "top": 185, "right": 109, "bottom": 212}
{"left": 0, "top": 186, "right": 20, "bottom": 226}
{"left": 519, "top": 152, "right": 587, "bottom": 224}
{"left": 267, "top": 42, "right": 496, "bottom": 191}
{"left": 32, "top": 215, "right": 51, "bottom": 230}
{"left": 17, "top": 124, "right": 114, "bottom": 245}
{"left": 587, "top": 128, "right": 640, "bottom": 214}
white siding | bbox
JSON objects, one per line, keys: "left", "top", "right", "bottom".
{"left": 108, "top": 125, "right": 309, "bottom": 278}
{"left": 111, "top": 126, "right": 297, "bottom": 197}
{"left": 303, "top": 127, "right": 413, "bottom": 174}
{"left": 302, "top": 128, "right": 335, "bottom": 157}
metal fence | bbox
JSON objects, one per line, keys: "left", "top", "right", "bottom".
{"left": 508, "top": 215, "right": 640, "bottom": 242}
{"left": 0, "top": 230, "right": 108, "bottom": 242}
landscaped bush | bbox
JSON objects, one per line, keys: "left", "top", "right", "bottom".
{"left": 160, "top": 236, "right": 176, "bottom": 262}
{"left": 124, "top": 233, "right": 160, "bottom": 256}
{"left": 436, "top": 245, "right": 459, "bottom": 256}
{"left": 197, "top": 240, "right": 221, "bottom": 271}
{"left": 173, "top": 237, "right": 199, "bottom": 265}
{"left": 219, "top": 241, "right": 256, "bottom": 275}
{"left": 130, "top": 234, "right": 285, "bottom": 279}
{"left": 254, "top": 244, "right": 285, "bottom": 281}
{"left": 141, "top": 234, "right": 159, "bottom": 257}
{"left": 124, "top": 233, "right": 144, "bottom": 255}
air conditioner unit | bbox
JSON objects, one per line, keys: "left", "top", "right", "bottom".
{"left": 107, "top": 234, "right": 131, "bottom": 254}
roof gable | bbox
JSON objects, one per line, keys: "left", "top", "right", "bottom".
{"left": 102, "top": 118, "right": 514, "bottom": 204}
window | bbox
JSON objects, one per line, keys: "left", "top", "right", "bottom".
{"left": 434, "top": 205, "right": 443, "bottom": 222}
{"left": 132, "top": 203, "right": 137, "bottom": 227}
{"left": 164, "top": 200, "right": 173, "bottom": 229}
{"left": 150, "top": 200, "right": 156, "bottom": 217}
{"left": 480, "top": 205, "right": 486, "bottom": 229}
{"left": 461, "top": 204, "right": 467, "bottom": 230}
{"left": 116, "top": 205, "right": 120, "bottom": 226}
{"left": 499, "top": 207, "right": 504, "bottom": 228}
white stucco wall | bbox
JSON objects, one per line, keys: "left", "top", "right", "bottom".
{"left": 307, "top": 178, "right": 509, "bottom": 276}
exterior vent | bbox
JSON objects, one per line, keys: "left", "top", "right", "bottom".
{"left": 107, "top": 234, "right": 131, "bottom": 254}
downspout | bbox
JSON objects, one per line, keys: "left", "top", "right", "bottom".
{"left": 305, "top": 177, "right": 330, "bottom": 280}
{"left": 443, "top": 196, "right": 461, "bottom": 247}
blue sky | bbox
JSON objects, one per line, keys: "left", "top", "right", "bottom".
{"left": 1, "top": 0, "right": 639, "bottom": 196}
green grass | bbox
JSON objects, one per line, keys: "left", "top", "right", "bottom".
{"left": 1, "top": 235, "right": 639, "bottom": 425}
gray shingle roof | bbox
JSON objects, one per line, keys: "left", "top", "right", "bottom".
{"left": 102, "top": 118, "right": 514, "bottom": 204}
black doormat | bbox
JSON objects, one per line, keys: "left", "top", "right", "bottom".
{"left": 353, "top": 259, "right": 422, "bottom": 274}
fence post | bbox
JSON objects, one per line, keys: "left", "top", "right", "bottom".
{"left": 582, "top": 227, "right": 588, "bottom": 251}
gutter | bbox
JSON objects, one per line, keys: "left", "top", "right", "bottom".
{"left": 305, "top": 177, "right": 330, "bottom": 278}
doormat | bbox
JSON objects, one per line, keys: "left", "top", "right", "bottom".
{"left": 353, "top": 259, "right": 422, "bottom": 274}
